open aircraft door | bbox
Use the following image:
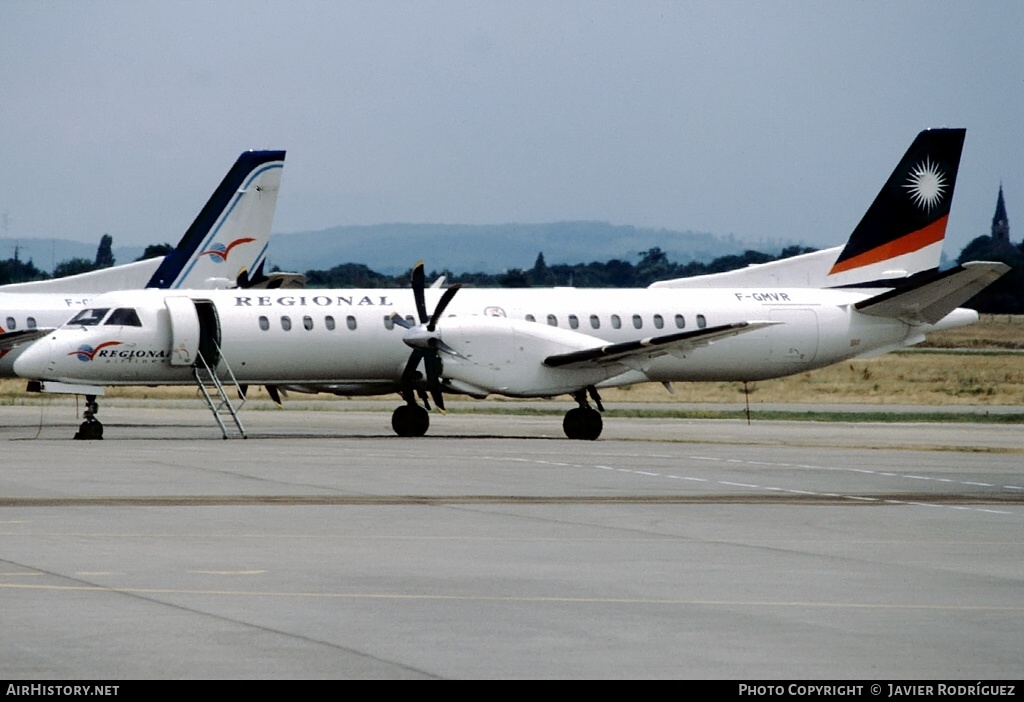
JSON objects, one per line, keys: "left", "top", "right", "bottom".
{"left": 165, "top": 296, "right": 201, "bottom": 366}
{"left": 164, "top": 297, "right": 222, "bottom": 368}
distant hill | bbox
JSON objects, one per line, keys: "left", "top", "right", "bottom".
{"left": 3, "top": 222, "right": 794, "bottom": 277}
{"left": 268, "top": 222, "right": 777, "bottom": 274}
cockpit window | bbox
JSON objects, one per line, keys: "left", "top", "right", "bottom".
{"left": 105, "top": 308, "right": 142, "bottom": 327}
{"left": 67, "top": 308, "right": 110, "bottom": 326}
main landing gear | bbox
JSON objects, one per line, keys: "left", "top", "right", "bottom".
{"left": 392, "top": 386, "right": 607, "bottom": 440}
{"left": 392, "top": 401, "right": 430, "bottom": 438}
{"left": 73, "top": 394, "right": 103, "bottom": 440}
{"left": 563, "top": 387, "right": 604, "bottom": 441}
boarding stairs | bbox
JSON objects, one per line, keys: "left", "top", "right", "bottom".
{"left": 193, "top": 340, "right": 247, "bottom": 439}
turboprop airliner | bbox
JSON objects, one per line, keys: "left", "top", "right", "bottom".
{"left": 13, "top": 129, "right": 1009, "bottom": 440}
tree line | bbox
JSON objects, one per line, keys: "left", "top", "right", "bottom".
{"left": 304, "top": 246, "right": 818, "bottom": 290}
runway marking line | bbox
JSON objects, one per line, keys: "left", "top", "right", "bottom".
{"left": 2, "top": 581, "right": 1024, "bottom": 612}
{"left": 480, "top": 454, "right": 1023, "bottom": 517}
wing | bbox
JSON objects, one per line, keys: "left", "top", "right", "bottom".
{"left": 542, "top": 321, "right": 777, "bottom": 369}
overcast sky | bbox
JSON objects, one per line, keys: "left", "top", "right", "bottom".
{"left": 1, "top": 1, "right": 1021, "bottom": 262}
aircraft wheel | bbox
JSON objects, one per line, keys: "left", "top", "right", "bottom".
{"left": 392, "top": 404, "right": 430, "bottom": 437}
{"left": 73, "top": 418, "right": 104, "bottom": 441}
{"left": 563, "top": 407, "right": 602, "bottom": 441}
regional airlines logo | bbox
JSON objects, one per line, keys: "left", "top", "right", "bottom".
{"left": 199, "top": 237, "right": 256, "bottom": 263}
{"left": 69, "top": 341, "right": 122, "bottom": 362}
{"left": 903, "top": 157, "right": 947, "bottom": 213}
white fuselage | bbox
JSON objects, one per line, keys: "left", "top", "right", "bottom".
{"left": 14, "top": 284, "right": 964, "bottom": 398}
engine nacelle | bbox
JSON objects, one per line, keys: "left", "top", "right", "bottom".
{"left": 434, "top": 316, "right": 627, "bottom": 397}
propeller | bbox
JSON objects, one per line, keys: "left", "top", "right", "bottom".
{"left": 391, "top": 262, "right": 461, "bottom": 411}
{"left": 236, "top": 260, "right": 270, "bottom": 288}
{"left": 239, "top": 383, "right": 285, "bottom": 406}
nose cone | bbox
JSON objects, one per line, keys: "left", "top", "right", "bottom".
{"left": 13, "top": 337, "right": 54, "bottom": 379}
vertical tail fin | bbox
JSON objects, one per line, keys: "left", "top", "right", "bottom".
{"left": 826, "top": 128, "right": 965, "bottom": 287}
{"left": 145, "top": 150, "right": 286, "bottom": 289}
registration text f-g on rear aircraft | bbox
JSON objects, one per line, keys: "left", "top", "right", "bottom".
{"left": 14, "top": 129, "right": 1008, "bottom": 439}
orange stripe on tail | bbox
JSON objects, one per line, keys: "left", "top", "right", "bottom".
{"left": 828, "top": 216, "right": 948, "bottom": 276}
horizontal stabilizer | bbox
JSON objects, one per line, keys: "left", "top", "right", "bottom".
{"left": 0, "top": 258, "right": 162, "bottom": 294}
{"left": 0, "top": 328, "right": 53, "bottom": 352}
{"left": 543, "top": 321, "right": 776, "bottom": 368}
{"left": 248, "top": 272, "right": 309, "bottom": 289}
{"left": 649, "top": 247, "right": 841, "bottom": 289}
{"left": 853, "top": 261, "right": 1009, "bottom": 324}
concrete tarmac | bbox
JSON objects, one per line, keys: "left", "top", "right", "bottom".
{"left": 1, "top": 402, "right": 1021, "bottom": 679}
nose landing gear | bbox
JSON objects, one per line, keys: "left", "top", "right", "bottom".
{"left": 73, "top": 395, "right": 103, "bottom": 440}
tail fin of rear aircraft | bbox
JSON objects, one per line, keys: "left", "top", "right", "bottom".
{"left": 649, "top": 128, "right": 966, "bottom": 290}
{"left": 0, "top": 150, "right": 286, "bottom": 294}
{"left": 146, "top": 150, "right": 286, "bottom": 289}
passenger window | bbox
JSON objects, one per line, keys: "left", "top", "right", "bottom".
{"left": 632, "top": 314, "right": 643, "bottom": 330}
{"left": 568, "top": 314, "right": 579, "bottom": 330}
{"left": 67, "top": 308, "right": 109, "bottom": 326}
{"left": 697, "top": 314, "right": 707, "bottom": 329}
{"left": 105, "top": 308, "right": 142, "bottom": 327}
{"left": 611, "top": 314, "right": 621, "bottom": 329}
{"left": 325, "top": 315, "right": 336, "bottom": 331}
{"left": 547, "top": 314, "right": 558, "bottom": 327}
{"left": 259, "top": 316, "right": 269, "bottom": 331}
{"left": 5, "top": 317, "right": 15, "bottom": 330}
{"left": 525, "top": 314, "right": 536, "bottom": 323}
{"left": 281, "top": 316, "right": 292, "bottom": 331}
{"left": 27, "top": 317, "right": 37, "bottom": 329}
{"left": 589, "top": 314, "right": 600, "bottom": 329}
{"left": 384, "top": 315, "right": 395, "bottom": 330}
{"left": 653, "top": 314, "right": 664, "bottom": 330}
{"left": 347, "top": 315, "right": 357, "bottom": 330}
{"left": 303, "top": 315, "right": 313, "bottom": 331}
{"left": 674, "top": 314, "right": 685, "bottom": 329}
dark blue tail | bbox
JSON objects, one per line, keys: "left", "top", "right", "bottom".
{"left": 146, "top": 150, "right": 285, "bottom": 289}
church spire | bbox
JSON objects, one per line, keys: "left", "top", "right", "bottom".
{"left": 992, "top": 184, "right": 1010, "bottom": 242}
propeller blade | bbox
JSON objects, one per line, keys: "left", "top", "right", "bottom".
{"left": 390, "top": 312, "right": 413, "bottom": 329}
{"left": 266, "top": 385, "right": 283, "bottom": 406}
{"left": 427, "top": 284, "right": 462, "bottom": 332}
{"left": 417, "top": 388, "right": 431, "bottom": 411}
{"left": 412, "top": 261, "right": 428, "bottom": 324}
{"left": 424, "top": 353, "right": 446, "bottom": 412}
{"left": 401, "top": 348, "right": 425, "bottom": 386}
{"left": 430, "top": 337, "right": 464, "bottom": 358}
{"left": 235, "top": 261, "right": 269, "bottom": 289}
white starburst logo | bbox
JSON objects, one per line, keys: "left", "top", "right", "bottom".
{"left": 903, "top": 157, "right": 947, "bottom": 212}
